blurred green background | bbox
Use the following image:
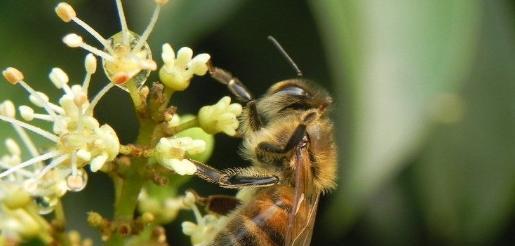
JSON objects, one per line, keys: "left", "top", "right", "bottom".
{"left": 1, "top": 0, "right": 514, "bottom": 245}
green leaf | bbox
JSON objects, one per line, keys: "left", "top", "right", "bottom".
{"left": 131, "top": 0, "right": 248, "bottom": 46}
{"left": 414, "top": 0, "right": 515, "bottom": 242}
{"left": 310, "top": 0, "right": 480, "bottom": 231}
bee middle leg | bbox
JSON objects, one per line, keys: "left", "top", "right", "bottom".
{"left": 188, "top": 159, "right": 280, "bottom": 189}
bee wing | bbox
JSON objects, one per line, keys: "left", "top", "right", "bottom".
{"left": 292, "top": 192, "right": 320, "bottom": 246}
{"left": 285, "top": 146, "right": 320, "bottom": 246}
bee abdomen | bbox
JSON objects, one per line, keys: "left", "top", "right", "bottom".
{"left": 212, "top": 186, "right": 293, "bottom": 246}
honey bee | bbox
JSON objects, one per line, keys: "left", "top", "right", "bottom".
{"left": 189, "top": 41, "right": 337, "bottom": 246}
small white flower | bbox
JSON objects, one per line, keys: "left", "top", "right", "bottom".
{"left": 154, "top": 137, "right": 206, "bottom": 175}
{"left": 56, "top": 0, "right": 167, "bottom": 87}
{"left": 159, "top": 43, "right": 211, "bottom": 91}
{"left": 0, "top": 60, "right": 119, "bottom": 195}
{"left": 198, "top": 96, "right": 242, "bottom": 136}
{"left": 181, "top": 193, "right": 226, "bottom": 246}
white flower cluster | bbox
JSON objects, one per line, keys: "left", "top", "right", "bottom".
{"left": 198, "top": 96, "right": 243, "bottom": 136}
{"left": 154, "top": 137, "right": 206, "bottom": 175}
{"left": 159, "top": 43, "right": 211, "bottom": 91}
{"left": 0, "top": 54, "right": 120, "bottom": 212}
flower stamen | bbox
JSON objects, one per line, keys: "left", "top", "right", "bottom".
{"left": 114, "top": 0, "right": 130, "bottom": 45}
{"left": 86, "top": 83, "right": 115, "bottom": 114}
{"left": 133, "top": 3, "right": 163, "bottom": 52}
{"left": 0, "top": 151, "right": 61, "bottom": 178}
{"left": 0, "top": 115, "right": 59, "bottom": 142}
{"left": 33, "top": 155, "right": 68, "bottom": 181}
{"left": 82, "top": 54, "right": 97, "bottom": 94}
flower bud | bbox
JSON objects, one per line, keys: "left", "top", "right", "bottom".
{"left": 198, "top": 96, "right": 242, "bottom": 136}
{"left": 85, "top": 53, "right": 97, "bottom": 74}
{"left": 0, "top": 100, "right": 16, "bottom": 118}
{"left": 5, "top": 138, "right": 21, "bottom": 156}
{"left": 19, "top": 105, "right": 34, "bottom": 121}
{"left": 29, "top": 92, "right": 50, "bottom": 108}
{"left": 49, "top": 68, "right": 69, "bottom": 89}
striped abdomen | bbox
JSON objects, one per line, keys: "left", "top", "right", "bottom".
{"left": 211, "top": 185, "right": 295, "bottom": 246}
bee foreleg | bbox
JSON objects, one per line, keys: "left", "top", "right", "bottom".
{"left": 189, "top": 159, "right": 280, "bottom": 188}
{"left": 257, "top": 124, "right": 307, "bottom": 155}
{"left": 208, "top": 64, "right": 264, "bottom": 131}
{"left": 208, "top": 64, "right": 254, "bottom": 103}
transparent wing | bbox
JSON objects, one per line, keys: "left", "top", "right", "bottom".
{"left": 285, "top": 146, "right": 320, "bottom": 246}
{"left": 292, "top": 192, "right": 319, "bottom": 246}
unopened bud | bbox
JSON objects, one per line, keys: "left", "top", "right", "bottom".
{"left": 19, "top": 105, "right": 35, "bottom": 121}
{"left": 49, "top": 67, "right": 69, "bottom": 89}
{"left": 0, "top": 100, "right": 16, "bottom": 118}
{"left": 5, "top": 138, "right": 21, "bottom": 156}
{"left": 85, "top": 54, "right": 97, "bottom": 74}
{"left": 29, "top": 92, "right": 50, "bottom": 108}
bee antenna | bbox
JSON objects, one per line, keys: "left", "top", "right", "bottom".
{"left": 267, "top": 35, "right": 303, "bottom": 77}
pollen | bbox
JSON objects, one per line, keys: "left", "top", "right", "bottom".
{"left": 63, "top": 33, "right": 83, "bottom": 48}
{"left": 2, "top": 67, "right": 24, "bottom": 85}
{"left": 55, "top": 2, "right": 76, "bottom": 23}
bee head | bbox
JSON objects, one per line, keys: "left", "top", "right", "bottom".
{"left": 258, "top": 79, "right": 332, "bottom": 116}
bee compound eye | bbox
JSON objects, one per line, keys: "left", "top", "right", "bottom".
{"left": 276, "top": 86, "right": 310, "bottom": 97}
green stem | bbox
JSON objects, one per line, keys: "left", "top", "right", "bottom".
{"left": 54, "top": 201, "right": 66, "bottom": 224}
{"left": 54, "top": 201, "right": 70, "bottom": 245}
{"left": 113, "top": 172, "right": 144, "bottom": 220}
{"left": 106, "top": 82, "right": 156, "bottom": 245}
{"left": 169, "top": 117, "right": 199, "bottom": 135}
{"left": 126, "top": 79, "right": 143, "bottom": 111}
